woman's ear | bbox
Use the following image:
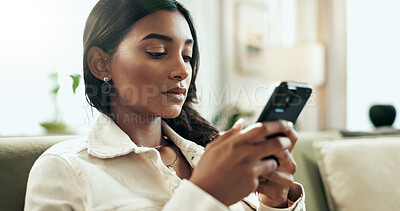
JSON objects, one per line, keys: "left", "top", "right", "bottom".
{"left": 87, "top": 46, "right": 112, "bottom": 81}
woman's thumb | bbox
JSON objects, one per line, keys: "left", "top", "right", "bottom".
{"left": 206, "top": 118, "right": 244, "bottom": 149}
{"left": 232, "top": 118, "right": 244, "bottom": 131}
{"left": 219, "top": 118, "right": 244, "bottom": 139}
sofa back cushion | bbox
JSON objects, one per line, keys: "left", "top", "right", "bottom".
{"left": 314, "top": 137, "right": 400, "bottom": 211}
{"left": 0, "top": 136, "right": 78, "bottom": 211}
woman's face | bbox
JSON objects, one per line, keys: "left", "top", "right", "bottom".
{"left": 109, "top": 10, "right": 193, "bottom": 119}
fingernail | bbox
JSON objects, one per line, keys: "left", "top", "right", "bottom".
{"left": 279, "top": 119, "right": 288, "bottom": 127}
{"left": 288, "top": 121, "right": 293, "bottom": 128}
{"left": 270, "top": 160, "right": 278, "bottom": 170}
{"left": 282, "top": 138, "right": 291, "bottom": 148}
{"left": 233, "top": 118, "right": 243, "bottom": 129}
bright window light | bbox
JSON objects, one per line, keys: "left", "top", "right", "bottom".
{"left": 281, "top": 0, "right": 296, "bottom": 47}
{"left": 347, "top": 0, "right": 400, "bottom": 130}
{"left": 0, "top": 0, "right": 98, "bottom": 136}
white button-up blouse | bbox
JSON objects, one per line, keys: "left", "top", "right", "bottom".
{"left": 25, "top": 113, "right": 305, "bottom": 211}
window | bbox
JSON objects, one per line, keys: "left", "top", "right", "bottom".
{"left": 346, "top": 0, "right": 400, "bottom": 130}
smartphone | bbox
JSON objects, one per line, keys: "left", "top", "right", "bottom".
{"left": 257, "top": 81, "right": 312, "bottom": 124}
{"left": 257, "top": 82, "right": 312, "bottom": 162}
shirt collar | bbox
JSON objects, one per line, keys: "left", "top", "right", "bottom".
{"left": 87, "top": 113, "right": 204, "bottom": 166}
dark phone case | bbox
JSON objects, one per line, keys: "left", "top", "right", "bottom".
{"left": 257, "top": 81, "right": 312, "bottom": 124}
{"left": 257, "top": 82, "right": 312, "bottom": 162}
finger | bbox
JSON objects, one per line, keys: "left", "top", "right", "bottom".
{"left": 281, "top": 122, "right": 298, "bottom": 152}
{"left": 232, "top": 118, "right": 244, "bottom": 131}
{"left": 267, "top": 171, "right": 294, "bottom": 187}
{"left": 207, "top": 118, "right": 243, "bottom": 148}
{"left": 252, "top": 137, "right": 292, "bottom": 161}
{"left": 273, "top": 149, "right": 296, "bottom": 174}
{"left": 234, "top": 120, "right": 292, "bottom": 145}
{"left": 254, "top": 159, "right": 278, "bottom": 178}
{"left": 256, "top": 178, "right": 291, "bottom": 200}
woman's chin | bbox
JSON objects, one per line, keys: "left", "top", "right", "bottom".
{"left": 160, "top": 112, "right": 181, "bottom": 119}
{"left": 158, "top": 106, "right": 182, "bottom": 119}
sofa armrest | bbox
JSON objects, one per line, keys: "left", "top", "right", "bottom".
{"left": 292, "top": 131, "right": 340, "bottom": 211}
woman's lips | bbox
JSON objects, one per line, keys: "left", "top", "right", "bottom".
{"left": 162, "top": 92, "right": 185, "bottom": 101}
{"left": 162, "top": 87, "right": 186, "bottom": 102}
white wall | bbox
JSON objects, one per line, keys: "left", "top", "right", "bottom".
{"left": 179, "top": 0, "right": 224, "bottom": 122}
{"left": 346, "top": 0, "right": 400, "bottom": 130}
{"left": 0, "top": 0, "right": 223, "bottom": 136}
{"left": 0, "top": 0, "right": 99, "bottom": 136}
{"left": 3, "top": 0, "right": 350, "bottom": 135}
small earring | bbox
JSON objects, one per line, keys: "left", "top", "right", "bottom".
{"left": 101, "top": 76, "right": 111, "bottom": 94}
{"left": 104, "top": 57, "right": 108, "bottom": 61}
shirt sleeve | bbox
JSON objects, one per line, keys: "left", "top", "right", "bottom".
{"left": 24, "top": 154, "right": 87, "bottom": 211}
{"left": 258, "top": 182, "right": 306, "bottom": 211}
{"left": 163, "top": 180, "right": 305, "bottom": 211}
{"left": 163, "top": 179, "right": 229, "bottom": 211}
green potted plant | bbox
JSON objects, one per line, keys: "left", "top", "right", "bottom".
{"left": 40, "top": 72, "right": 81, "bottom": 134}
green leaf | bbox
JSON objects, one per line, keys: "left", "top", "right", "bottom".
{"left": 51, "top": 86, "right": 60, "bottom": 95}
{"left": 69, "top": 74, "right": 81, "bottom": 94}
{"left": 226, "top": 113, "right": 240, "bottom": 131}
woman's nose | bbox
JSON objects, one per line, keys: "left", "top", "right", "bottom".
{"left": 169, "top": 56, "right": 190, "bottom": 81}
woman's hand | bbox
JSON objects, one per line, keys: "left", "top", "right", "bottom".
{"left": 257, "top": 123, "right": 298, "bottom": 208}
{"left": 189, "top": 119, "right": 294, "bottom": 206}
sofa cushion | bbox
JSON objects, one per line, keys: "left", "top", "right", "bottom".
{"left": 314, "top": 137, "right": 400, "bottom": 211}
{"left": 0, "top": 135, "right": 79, "bottom": 211}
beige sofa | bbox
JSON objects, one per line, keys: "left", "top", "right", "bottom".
{"left": 293, "top": 132, "right": 400, "bottom": 211}
{"left": 292, "top": 131, "right": 341, "bottom": 211}
{"left": 2, "top": 133, "right": 400, "bottom": 211}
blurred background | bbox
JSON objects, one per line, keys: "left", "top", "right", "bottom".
{"left": 1, "top": 0, "right": 399, "bottom": 136}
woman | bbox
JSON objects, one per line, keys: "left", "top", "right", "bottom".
{"left": 25, "top": 0, "right": 305, "bottom": 210}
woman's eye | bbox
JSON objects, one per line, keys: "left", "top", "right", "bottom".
{"left": 147, "top": 52, "right": 167, "bottom": 59}
{"left": 183, "top": 55, "right": 192, "bottom": 62}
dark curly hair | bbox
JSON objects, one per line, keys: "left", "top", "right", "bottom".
{"left": 83, "top": 0, "right": 219, "bottom": 146}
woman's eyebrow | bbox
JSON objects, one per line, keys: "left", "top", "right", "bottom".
{"left": 141, "top": 33, "right": 193, "bottom": 45}
{"left": 141, "top": 33, "right": 172, "bottom": 42}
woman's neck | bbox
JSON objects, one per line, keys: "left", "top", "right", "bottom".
{"left": 110, "top": 105, "right": 163, "bottom": 148}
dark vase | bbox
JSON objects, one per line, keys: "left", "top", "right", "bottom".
{"left": 369, "top": 105, "right": 396, "bottom": 127}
